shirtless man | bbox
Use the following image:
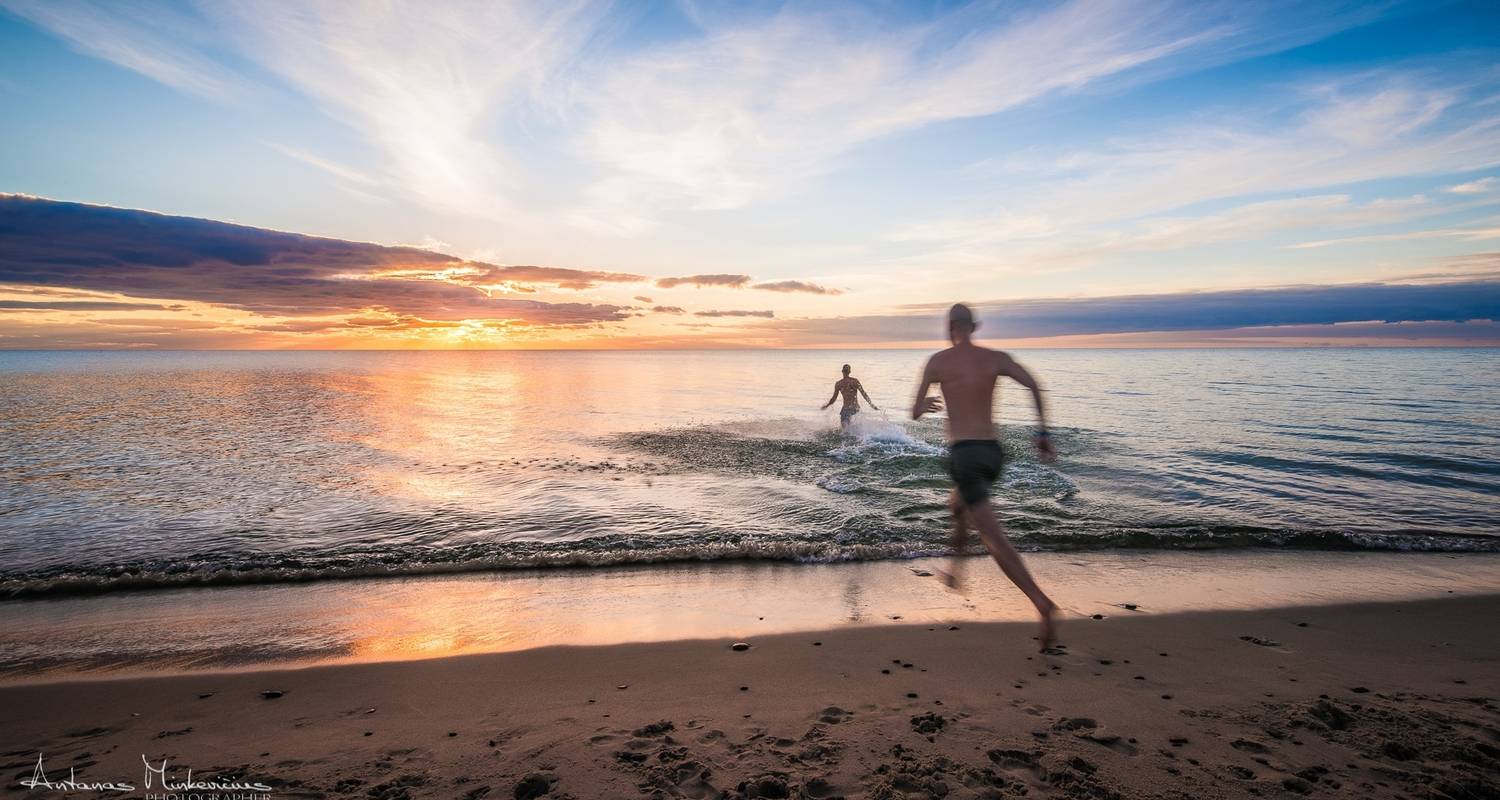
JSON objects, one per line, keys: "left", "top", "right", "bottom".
{"left": 911, "top": 304, "right": 1060, "bottom": 651}
{"left": 822, "top": 364, "right": 878, "bottom": 431}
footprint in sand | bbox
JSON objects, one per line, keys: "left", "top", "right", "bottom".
{"left": 816, "top": 707, "right": 852, "bottom": 724}
{"left": 987, "top": 748, "right": 1046, "bottom": 781}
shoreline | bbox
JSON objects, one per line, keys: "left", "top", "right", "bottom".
{"left": 4, "top": 595, "right": 1496, "bottom": 798}
{"left": 5, "top": 549, "right": 1499, "bottom": 682}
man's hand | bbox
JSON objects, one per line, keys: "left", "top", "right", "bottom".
{"left": 869, "top": 404, "right": 880, "bottom": 411}
{"left": 821, "top": 401, "right": 833, "bottom": 410}
{"left": 917, "top": 395, "right": 943, "bottom": 416}
{"left": 1035, "top": 432, "right": 1057, "bottom": 464}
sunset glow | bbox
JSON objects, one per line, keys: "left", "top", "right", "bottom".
{"left": 2, "top": 1, "right": 1499, "bottom": 348}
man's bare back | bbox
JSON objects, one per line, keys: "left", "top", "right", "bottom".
{"left": 833, "top": 377, "right": 863, "bottom": 409}
{"left": 822, "top": 364, "right": 878, "bottom": 430}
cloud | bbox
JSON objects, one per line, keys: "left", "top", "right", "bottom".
{"left": 0, "top": 299, "right": 181, "bottom": 311}
{"left": 567, "top": 1, "right": 1387, "bottom": 226}
{"left": 633, "top": 295, "right": 654, "bottom": 303}
{"left": 7, "top": 1, "right": 1392, "bottom": 231}
{"left": 0, "top": 0, "right": 254, "bottom": 99}
{"left": 264, "top": 142, "right": 379, "bottom": 188}
{"left": 652, "top": 275, "right": 841, "bottom": 294}
{"left": 758, "top": 278, "right": 1500, "bottom": 342}
{"left": 1448, "top": 176, "right": 1498, "bottom": 194}
{"left": 898, "top": 70, "right": 1500, "bottom": 269}
{"left": 461, "top": 265, "right": 645, "bottom": 291}
{"left": 695, "top": 309, "right": 774, "bottom": 318}
{"left": 656, "top": 273, "right": 752, "bottom": 289}
{"left": 2, "top": 1, "right": 608, "bottom": 217}
{"left": 1288, "top": 224, "right": 1500, "bottom": 249}
{"left": 651, "top": 305, "right": 685, "bottom": 315}
{"left": 750, "top": 280, "right": 842, "bottom": 295}
{"left": 0, "top": 195, "right": 629, "bottom": 326}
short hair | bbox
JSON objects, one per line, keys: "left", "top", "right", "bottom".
{"left": 948, "top": 303, "right": 976, "bottom": 331}
{"left": 841, "top": 364, "right": 851, "bottom": 373}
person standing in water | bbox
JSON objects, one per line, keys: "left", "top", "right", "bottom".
{"left": 822, "top": 364, "right": 879, "bottom": 431}
{"left": 911, "top": 304, "right": 1060, "bottom": 651}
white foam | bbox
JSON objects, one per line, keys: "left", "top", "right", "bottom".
{"left": 839, "top": 410, "right": 943, "bottom": 455}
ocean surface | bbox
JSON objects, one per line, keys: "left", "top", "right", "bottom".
{"left": 0, "top": 348, "right": 1496, "bottom": 599}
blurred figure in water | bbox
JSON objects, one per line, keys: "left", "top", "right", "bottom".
{"left": 821, "top": 363, "right": 879, "bottom": 431}
{"left": 912, "top": 303, "right": 1061, "bottom": 651}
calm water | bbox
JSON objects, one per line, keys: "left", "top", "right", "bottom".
{"left": 0, "top": 349, "right": 1496, "bottom": 598}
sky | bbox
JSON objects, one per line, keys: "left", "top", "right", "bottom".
{"left": 1, "top": 0, "right": 1499, "bottom": 349}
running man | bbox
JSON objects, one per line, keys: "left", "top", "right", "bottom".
{"left": 822, "top": 364, "right": 879, "bottom": 430}
{"left": 911, "top": 303, "right": 1060, "bottom": 651}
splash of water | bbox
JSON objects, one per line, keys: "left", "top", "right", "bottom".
{"left": 828, "top": 409, "right": 944, "bottom": 457}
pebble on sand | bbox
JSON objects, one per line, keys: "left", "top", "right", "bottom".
{"left": 731, "top": 642, "right": 752, "bottom": 651}
{"left": 260, "top": 690, "right": 285, "bottom": 700}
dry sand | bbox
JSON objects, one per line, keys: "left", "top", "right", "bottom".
{"left": 3, "top": 595, "right": 1496, "bottom": 799}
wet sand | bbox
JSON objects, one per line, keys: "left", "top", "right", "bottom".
{"left": 3, "top": 594, "right": 1496, "bottom": 799}
{"left": 7, "top": 550, "right": 1500, "bottom": 678}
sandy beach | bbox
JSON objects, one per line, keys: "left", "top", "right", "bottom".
{"left": 4, "top": 594, "right": 1496, "bottom": 799}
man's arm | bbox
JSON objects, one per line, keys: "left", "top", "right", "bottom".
{"left": 998, "top": 353, "right": 1055, "bottom": 460}
{"left": 857, "top": 381, "right": 879, "bottom": 411}
{"left": 821, "top": 382, "right": 841, "bottom": 410}
{"left": 911, "top": 358, "right": 942, "bottom": 420}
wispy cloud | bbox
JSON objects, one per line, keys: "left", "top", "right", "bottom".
{"left": 656, "top": 273, "right": 752, "bottom": 289}
{"left": 1288, "top": 223, "right": 1500, "bottom": 249}
{"left": 751, "top": 280, "right": 842, "bottom": 295}
{"left": 694, "top": 309, "right": 774, "bottom": 318}
{"left": 3, "top": 0, "right": 607, "bottom": 218}
{"left": 1448, "top": 176, "right": 1498, "bottom": 194}
{"left": 565, "top": 1, "right": 1389, "bottom": 228}
{"left": 895, "top": 69, "right": 1500, "bottom": 271}
{"left": 264, "top": 142, "right": 378, "bottom": 188}
{"left": 5, "top": 0, "right": 1396, "bottom": 233}
{"left": 0, "top": 299, "right": 182, "bottom": 311}
{"left": 0, "top": 0, "right": 253, "bottom": 99}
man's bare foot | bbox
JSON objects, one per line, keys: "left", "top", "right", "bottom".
{"left": 1037, "top": 601, "right": 1058, "bottom": 653}
{"left": 935, "top": 568, "right": 962, "bottom": 590}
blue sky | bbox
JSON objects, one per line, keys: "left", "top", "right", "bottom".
{"left": 1, "top": 0, "right": 1498, "bottom": 348}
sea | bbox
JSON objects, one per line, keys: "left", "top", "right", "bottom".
{"left": 1, "top": 347, "right": 1496, "bottom": 602}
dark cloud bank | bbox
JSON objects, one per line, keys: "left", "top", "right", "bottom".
{"left": 762, "top": 279, "right": 1500, "bottom": 342}
{"left": 3, "top": 196, "right": 1497, "bottom": 344}
{"left": 0, "top": 195, "right": 632, "bottom": 325}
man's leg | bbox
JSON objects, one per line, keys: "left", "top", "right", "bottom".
{"left": 937, "top": 489, "right": 969, "bottom": 589}
{"left": 967, "top": 499, "right": 1057, "bottom": 651}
